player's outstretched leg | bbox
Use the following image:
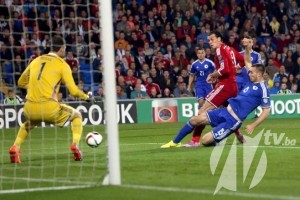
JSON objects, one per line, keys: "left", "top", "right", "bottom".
{"left": 161, "top": 112, "right": 210, "bottom": 148}
{"left": 56, "top": 104, "right": 84, "bottom": 161}
{"left": 9, "top": 121, "right": 36, "bottom": 163}
{"left": 70, "top": 109, "right": 83, "bottom": 161}
{"left": 235, "top": 129, "right": 246, "bottom": 143}
{"left": 202, "top": 107, "right": 243, "bottom": 146}
{"left": 161, "top": 121, "right": 195, "bottom": 148}
{"left": 183, "top": 99, "right": 215, "bottom": 147}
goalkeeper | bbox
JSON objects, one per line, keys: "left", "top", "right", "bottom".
{"left": 9, "top": 36, "right": 93, "bottom": 163}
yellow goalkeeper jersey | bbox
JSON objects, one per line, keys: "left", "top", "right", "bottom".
{"left": 18, "top": 53, "right": 88, "bottom": 102}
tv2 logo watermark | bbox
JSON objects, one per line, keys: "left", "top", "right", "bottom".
{"left": 210, "top": 129, "right": 296, "bottom": 195}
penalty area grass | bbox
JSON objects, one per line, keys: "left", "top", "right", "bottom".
{"left": 0, "top": 118, "right": 300, "bottom": 200}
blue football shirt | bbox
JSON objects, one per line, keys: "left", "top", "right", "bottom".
{"left": 190, "top": 58, "right": 215, "bottom": 87}
{"left": 228, "top": 81, "right": 270, "bottom": 121}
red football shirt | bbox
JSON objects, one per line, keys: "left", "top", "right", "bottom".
{"left": 214, "top": 43, "right": 244, "bottom": 84}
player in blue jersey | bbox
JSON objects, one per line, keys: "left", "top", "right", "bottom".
{"left": 185, "top": 48, "right": 215, "bottom": 147}
{"left": 236, "top": 38, "right": 263, "bottom": 122}
{"left": 187, "top": 48, "right": 215, "bottom": 109}
{"left": 161, "top": 38, "right": 270, "bottom": 148}
{"left": 236, "top": 43, "right": 262, "bottom": 92}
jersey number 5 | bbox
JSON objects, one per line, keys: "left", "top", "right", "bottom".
{"left": 37, "top": 62, "right": 46, "bottom": 80}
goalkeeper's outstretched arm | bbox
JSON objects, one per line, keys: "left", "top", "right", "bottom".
{"left": 61, "top": 65, "right": 89, "bottom": 101}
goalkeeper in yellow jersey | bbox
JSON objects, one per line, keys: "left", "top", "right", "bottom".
{"left": 9, "top": 35, "right": 94, "bottom": 163}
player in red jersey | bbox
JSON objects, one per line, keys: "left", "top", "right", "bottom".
{"left": 183, "top": 31, "right": 246, "bottom": 147}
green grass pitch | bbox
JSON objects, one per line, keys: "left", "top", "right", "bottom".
{"left": 1, "top": 118, "right": 300, "bottom": 200}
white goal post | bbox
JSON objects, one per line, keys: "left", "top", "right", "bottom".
{"left": 100, "top": 0, "right": 121, "bottom": 185}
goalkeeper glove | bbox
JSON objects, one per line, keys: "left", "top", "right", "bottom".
{"left": 86, "top": 91, "right": 96, "bottom": 104}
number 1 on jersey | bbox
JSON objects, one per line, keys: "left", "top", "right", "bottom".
{"left": 38, "top": 62, "right": 46, "bottom": 80}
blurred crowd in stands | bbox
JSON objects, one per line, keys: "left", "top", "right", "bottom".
{"left": 0, "top": 0, "right": 300, "bottom": 104}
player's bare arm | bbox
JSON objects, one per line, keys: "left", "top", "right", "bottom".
{"left": 245, "top": 107, "right": 270, "bottom": 134}
{"left": 243, "top": 38, "right": 253, "bottom": 71}
{"left": 187, "top": 74, "right": 195, "bottom": 92}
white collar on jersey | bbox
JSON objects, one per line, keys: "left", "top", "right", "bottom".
{"left": 48, "top": 52, "right": 59, "bottom": 57}
{"left": 198, "top": 59, "right": 206, "bottom": 64}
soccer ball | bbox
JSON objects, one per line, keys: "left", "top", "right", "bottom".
{"left": 85, "top": 132, "right": 103, "bottom": 148}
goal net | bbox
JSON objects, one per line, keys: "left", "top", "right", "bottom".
{"left": 0, "top": 0, "right": 120, "bottom": 193}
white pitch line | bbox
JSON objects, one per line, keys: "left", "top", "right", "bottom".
{"left": 237, "top": 145, "right": 300, "bottom": 149}
{"left": 120, "top": 143, "right": 165, "bottom": 146}
{"left": 1, "top": 143, "right": 299, "bottom": 152}
{"left": 1, "top": 183, "right": 299, "bottom": 199}
{"left": 119, "top": 142, "right": 300, "bottom": 149}
{"left": 121, "top": 184, "right": 300, "bottom": 200}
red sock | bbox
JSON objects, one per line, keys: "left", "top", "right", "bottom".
{"left": 192, "top": 136, "right": 200, "bottom": 143}
{"left": 235, "top": 129, "right": 241, "bottom": 136}
{"left": 191, "top": 125, "right": 206, "bottom": 142}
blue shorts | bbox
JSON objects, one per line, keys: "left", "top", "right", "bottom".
{"left": 195, "top": 84, "right": 213, "bottom": 100}
{"left": 206, "top": 108, "right": 242, "bottom": 143}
